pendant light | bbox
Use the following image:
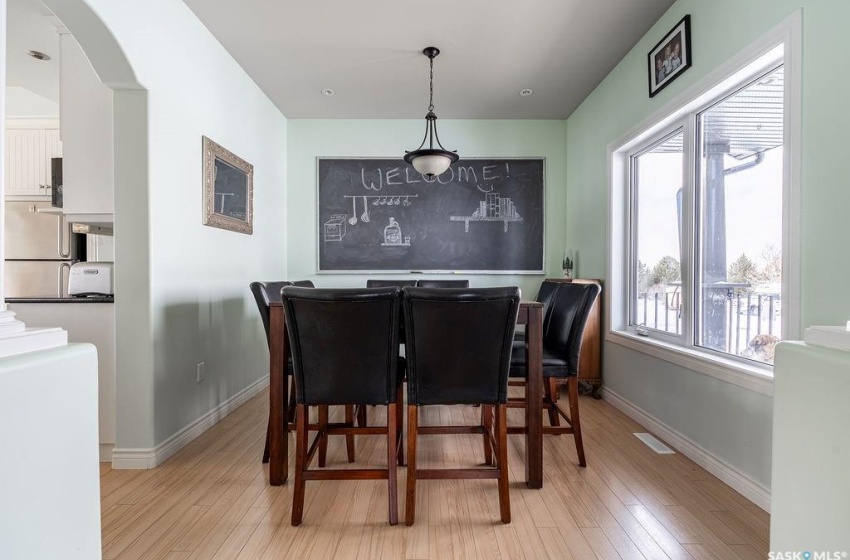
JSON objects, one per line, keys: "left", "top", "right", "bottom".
{"left": 404, "top": 47, "right": 459, "bottom": 179}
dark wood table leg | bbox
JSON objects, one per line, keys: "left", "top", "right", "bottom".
{"left": 269, "top": 303, "right": 288, "bottom": 485}
{"left": 525, "top": 304, "right": 543, "bottom": 489}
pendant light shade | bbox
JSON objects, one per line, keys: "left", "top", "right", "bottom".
{"left": 404, "top": 47, "right": 459, "bottom": 179}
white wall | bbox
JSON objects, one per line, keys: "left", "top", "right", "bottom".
{"left": 5, "top": 86, "right": 59, "bottom": 118}
{"left": 0, "top": 344, "right": 101, "bottom": 560}
{"left": 287, "top": 119, "right": 567, "bottom": 294}
{"left": 42, "top": 0, "right": 289, "bottom": 454}
{"left": 564, "top": 0, "right": 850, "bottom": 503}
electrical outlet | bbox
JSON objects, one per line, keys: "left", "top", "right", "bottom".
{"left": 197, "top": 362, "right": 205, "bottom": 382}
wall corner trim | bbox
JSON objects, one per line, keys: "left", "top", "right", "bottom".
{"left": 603, "top": 387, "right": 771, "bottom": 512}
{"left": 111, "top": 375, "right": 270, "bottom": 469}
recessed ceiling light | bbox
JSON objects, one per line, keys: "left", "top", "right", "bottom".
{"left": 321, "top": 88, "right": 335, "bottom": 97}
{"left": 520, "top": 89, "right": 533, "bottom": 97}
{"left": 27, "top": 50, "right": 51, "bottom": 61}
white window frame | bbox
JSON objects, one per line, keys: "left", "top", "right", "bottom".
{"left": 607, "top": 11, "right": 801, "bottom": 396}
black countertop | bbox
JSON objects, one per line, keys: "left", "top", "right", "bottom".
{"left": 6, "top": 296, "right": 115, "bottom": 304}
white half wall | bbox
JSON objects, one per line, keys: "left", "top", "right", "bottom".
{"left": 0, "top": 344, "right": 101, "bottom": 560}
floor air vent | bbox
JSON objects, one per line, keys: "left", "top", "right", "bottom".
{"left": 634, "top": 433, "right": 675, "bottom": 454}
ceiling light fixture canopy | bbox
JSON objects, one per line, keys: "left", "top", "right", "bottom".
{"left": 403, "top": 47, "right": 459, "bottom": 179}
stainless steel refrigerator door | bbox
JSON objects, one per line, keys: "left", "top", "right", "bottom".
{"left": 4, "top": 261, "right": 71, "bottom": 298}
{"left": 5, "top": 201, "right": 75, "bottom": 260}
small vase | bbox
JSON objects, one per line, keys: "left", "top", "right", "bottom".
{"left": 564, "top": 268, "right": 573, "bottom": 279}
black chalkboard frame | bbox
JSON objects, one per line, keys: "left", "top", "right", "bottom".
{"left": 315, "top": 157, "right": 546, "bottom": 274}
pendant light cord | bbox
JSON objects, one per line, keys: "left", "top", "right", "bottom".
{"left": 429, "top": 56, "right": 435, "bottom": 112}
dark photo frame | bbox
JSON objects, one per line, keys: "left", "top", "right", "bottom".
{"left": 202, "top": 136, "right": 254, "bottom": 235}
{"left": 648, "top": 15, "right": 692, "bottom": 98}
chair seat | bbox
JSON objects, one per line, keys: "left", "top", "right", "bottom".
{"left": 509, "top": 341, "right": 573, "bottom": 378}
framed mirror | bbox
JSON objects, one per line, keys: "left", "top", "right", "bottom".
{"left": 202, "top": 136, "right": 253, "bottom": 234}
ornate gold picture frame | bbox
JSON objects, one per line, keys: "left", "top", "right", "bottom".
{"left": 202, "top": 136, "right": 253, "bottom": 235}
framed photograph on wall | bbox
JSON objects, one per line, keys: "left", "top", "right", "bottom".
{"left": 202, "top": 136, "right": 253, "bottom": 234}
{"left": 648, "top": 15, "right": 692, "bottom": 98}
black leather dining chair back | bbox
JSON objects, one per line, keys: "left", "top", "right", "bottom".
{"left": 536, "top": 280, "right": 562, "bottom": 330}
{"left": 249, "top": 281, "right": 291, "bottom": 345}
{"left": 249, "top": 280, "right": 314, "bottom": 345}
{"left": 366, "top": 279, "right": 417, "bottom": 288}
{"left": 415, "top": 279, "right": 470, "bottom": 288}
{"left": 402, "top": 287, "right": 520, "bottom": 406}
{"left": 543, "top": 282, "right": 601, "bottom": 374}
{"left": 282, "top": 287, "right": 402, "bottom": 406}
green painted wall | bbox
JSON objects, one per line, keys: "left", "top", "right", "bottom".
{"left": 566, "top": 0, "right": 850, "bottom": 494}
{"left": 287, "top": 119, "right": 567, "bottom": 296}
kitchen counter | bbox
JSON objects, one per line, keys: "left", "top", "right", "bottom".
{"left": 6, "top": 296, "right": 114, "bottom": 304}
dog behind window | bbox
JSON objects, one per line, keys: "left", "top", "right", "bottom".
{"left": 741, "top": 334, "right": 779, "bottom": 364}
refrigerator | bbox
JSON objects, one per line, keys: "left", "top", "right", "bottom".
{"left": 5, "top": 201, "right": 81, "bottom": 298}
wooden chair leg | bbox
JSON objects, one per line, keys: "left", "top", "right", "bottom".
{"left": 265, "top": 376, "right": 297, "bottom": 464}
{"left": 567, "top": 377, "right": 586, "bottom": 467}
{"left": 396, "top": 385, "right": 405, "bottom": 466}
{"left": 262, "top": 414, "right": 271, "bottom": 464}
{"left": 405, "top": 405, "right": 418, "bottom": 526}
{"left": 481, "top": 404, "right": 493, "bottom": 466}
{"left": 387, "top": 402, "right": 398, "bottom": 525}
{"left": 545, "top": 378, "right": 561, "bottom": 428}
{"left": 495, "top": 403, "right": 511, "bottom": 523}
{"left": 357, "top": 405, "right": 367, "bottom": 427}
{"left": 318, "top": 405, "right": 329, "bottom": 467}
{"left": 344, "top": 405, "right": 355, "bottom": 463}
{"left": 291, "top": 404, "right": 308, "bottom": 526}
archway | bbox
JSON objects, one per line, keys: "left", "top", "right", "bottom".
{"left": 37, "top": 0, "right": 153, "bottom": 462}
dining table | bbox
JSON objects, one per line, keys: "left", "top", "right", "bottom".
{"left": 266, "top": 299, "right": 544, "bottom": 489}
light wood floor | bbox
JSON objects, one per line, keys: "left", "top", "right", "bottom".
{"left": 100, "top": 388, "right": 770, "bottom": 559}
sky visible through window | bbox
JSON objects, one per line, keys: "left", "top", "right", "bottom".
{"left": 636, "top": 147, "right": 782, "bottom": 275}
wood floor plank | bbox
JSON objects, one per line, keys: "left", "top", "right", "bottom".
{"left": 582, "top": 527, "right": 625, "bottom": 560}
{"left": 99, "top": 390, "right": 770, "bottom": 560}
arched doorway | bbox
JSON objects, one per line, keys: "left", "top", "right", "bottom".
{"left": 36, "top": 0, "right": 151, "bottom": 463}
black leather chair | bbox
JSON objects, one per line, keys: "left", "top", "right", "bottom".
{"left": 509, "top": 281, "right": 601, "bottom": 467}
{"left": 282, "top": 287, "right": 404, "bottom": 526}
{"left": 366, "top": 279, "right": 417, "bottom": 288}
{"left": 415, "top": 279, "right": 470, "bottom": 288}
{"left": 366, "top": 280, "right": 416, "bottom": 344}
{"left": 402, "top": 286, "right": 520, "bottom": 525}
{"left": 250, "top": 280, "right": 360, "bottom": 465}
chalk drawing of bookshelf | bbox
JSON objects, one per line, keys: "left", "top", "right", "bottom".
{"left": 449, "top": 192, "right": 523, "bottom": 233}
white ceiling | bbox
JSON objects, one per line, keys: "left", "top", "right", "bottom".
{"left": 6, "top": 0, "right": 61, "bottom": 102}
{"left": 183, "top": 0, "right": 675, "bottom": 120}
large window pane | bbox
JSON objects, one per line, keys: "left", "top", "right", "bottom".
{"left": 631, "top": 131, "right": 684, "bottom": 335}
{"left": 696, "top": 66, "right": 784, "bottom": 364}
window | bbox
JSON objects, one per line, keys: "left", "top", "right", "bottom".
{"left": 612, "top": 37, "right": 798, "bottom": 375}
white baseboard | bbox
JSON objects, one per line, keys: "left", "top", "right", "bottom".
{"left": 99, "top": 444, "right": 114, "bottom": 463}
{"left": 603, "top": 388, "right": 771, "bottom": 512}
{"left": 112, "top": 375, "right": 269, "bottom": 470}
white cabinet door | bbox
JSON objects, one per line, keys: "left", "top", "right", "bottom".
{"left": 4, "top": 126, "right": 63, "bottom": 197}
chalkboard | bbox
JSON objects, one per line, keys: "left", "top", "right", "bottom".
{"left": 317, "top": 158, "right": 544, "bottom": 273}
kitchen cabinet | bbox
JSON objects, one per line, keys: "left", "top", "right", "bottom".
{"left": 4, "top": 122, "right": 62, "bottom": 197}
{"left": 59, "top": 33, "right": 114, "bottom": 216}
{"left": 8, "top": 301, "right": 116, "bottom": 461}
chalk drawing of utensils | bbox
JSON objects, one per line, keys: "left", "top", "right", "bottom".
{"left": 360, "top": 196, "right": 370, "bottom": 222}
{"left": 348, "top": 197, "right": 358, "bottom": 225}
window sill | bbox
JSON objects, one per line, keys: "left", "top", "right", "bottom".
{"left": 606, "top": 330, "right": 774, "bottom": 396}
